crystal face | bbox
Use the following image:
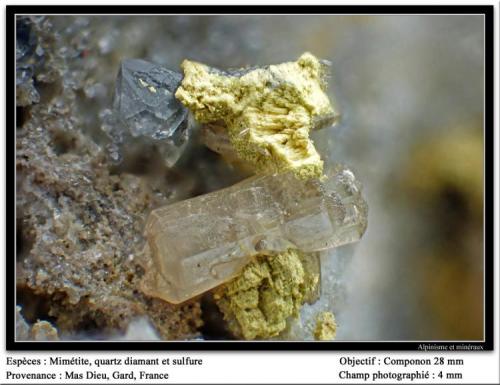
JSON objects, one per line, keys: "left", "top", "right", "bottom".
{"left": 104, "top": 59, "right": 191, "bottom": 166}
{"left": 200, "top": 122, "right": 240, "bottom": 163}
{"left": 142, "top": 164, "right": 368, "bottom": 304}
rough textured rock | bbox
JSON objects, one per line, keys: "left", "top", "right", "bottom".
{"left": 16, "top": 120, "right": 202, "bottom": 339}
{"left": 15, "top": 16, "right": 203, "bottom": 339}
{"left": 15, "top": 306, "right": 32, "bottom": 341}
{"left": 16, "top": 306, "right": 60, "bottom": 341}
{"left": 16, "top": 16, "right": 41, "bottom": 106}
{"left": 31, "top": 321, "right": 60, "bottom": 341}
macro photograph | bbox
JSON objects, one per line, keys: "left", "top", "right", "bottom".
{"left": 12, "top": 10, "right": 489, "bottom": 345}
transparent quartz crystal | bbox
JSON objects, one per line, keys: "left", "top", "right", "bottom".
{"left": 200, "top": 122, "right": 240, "bottom": 162}
{"left": 142, "top": 164, "right": 368, "bottom": 304}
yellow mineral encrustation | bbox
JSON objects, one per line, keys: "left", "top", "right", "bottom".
{"left": 141, "top": 53, "right": 364, "bottom": 341}
{"left": 175, "top": 53, "right": 337, "bottom": 179}
{"left": 313, "top": 311, "right": 337, "bottom": 341}
{"left": 213, "top": 249, "right": 320, "bottom": 340}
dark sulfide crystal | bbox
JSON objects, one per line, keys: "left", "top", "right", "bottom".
{"left": 104, "top": 59, "right": 191, "bottom": 166}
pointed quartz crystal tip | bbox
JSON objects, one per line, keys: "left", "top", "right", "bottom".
{"left": 141, "top": 165, "right": 368, "bottom": 304}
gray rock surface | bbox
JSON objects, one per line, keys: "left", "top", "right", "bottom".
{"left": 16, "top": 16, "right": 203, "bottom": 340}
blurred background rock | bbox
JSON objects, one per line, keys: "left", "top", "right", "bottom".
{"left": 16, "top": 14, "right": 484, "bottom": 340}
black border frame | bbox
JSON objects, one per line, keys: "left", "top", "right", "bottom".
{"left": 5, "top": 4, "right": 494, "bottom": 351}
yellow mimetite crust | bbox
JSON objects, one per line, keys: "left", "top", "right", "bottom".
{"left": 314, "top": 311, "right": 337, "bottom": 341}
{"left": 213, "top": 249, "right": 320, "bottom": 340}
{"left": 175, "top": 53, "right": 335, "bottom": 179}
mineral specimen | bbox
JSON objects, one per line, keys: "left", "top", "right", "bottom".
{"left": 313, "top": 311, "right": 337, "bottom": 341}
{"left": 105, "top": 59, "right": 191, "bottom": 166}
{"left": 16, "top": 17, "right": 42, "bottom": 106}
{"left": 17, "top": 105, "right": 202, "bottom": 340}
{"left": 16, "top": 307, "right": 59, "bottom": 341}
{"left": 175, "top": 53, "right": 337, "bottom": 179}
{"left": 213, "top": 249, "right": 320, "bottom": 340}
{"left": 16, "top": 15, "right": 370, "bottom": 342}
{"left": 142, "top": 164, "right": 367, "bottom": 304}
{"left": 16, "top": 306, "right": 32, "bottom": 341}
{"left": 31, "top": 321, "right": 60, "bottom": 341}
{"left": 200, "top": 122, "right": 240, "bottom": 163}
